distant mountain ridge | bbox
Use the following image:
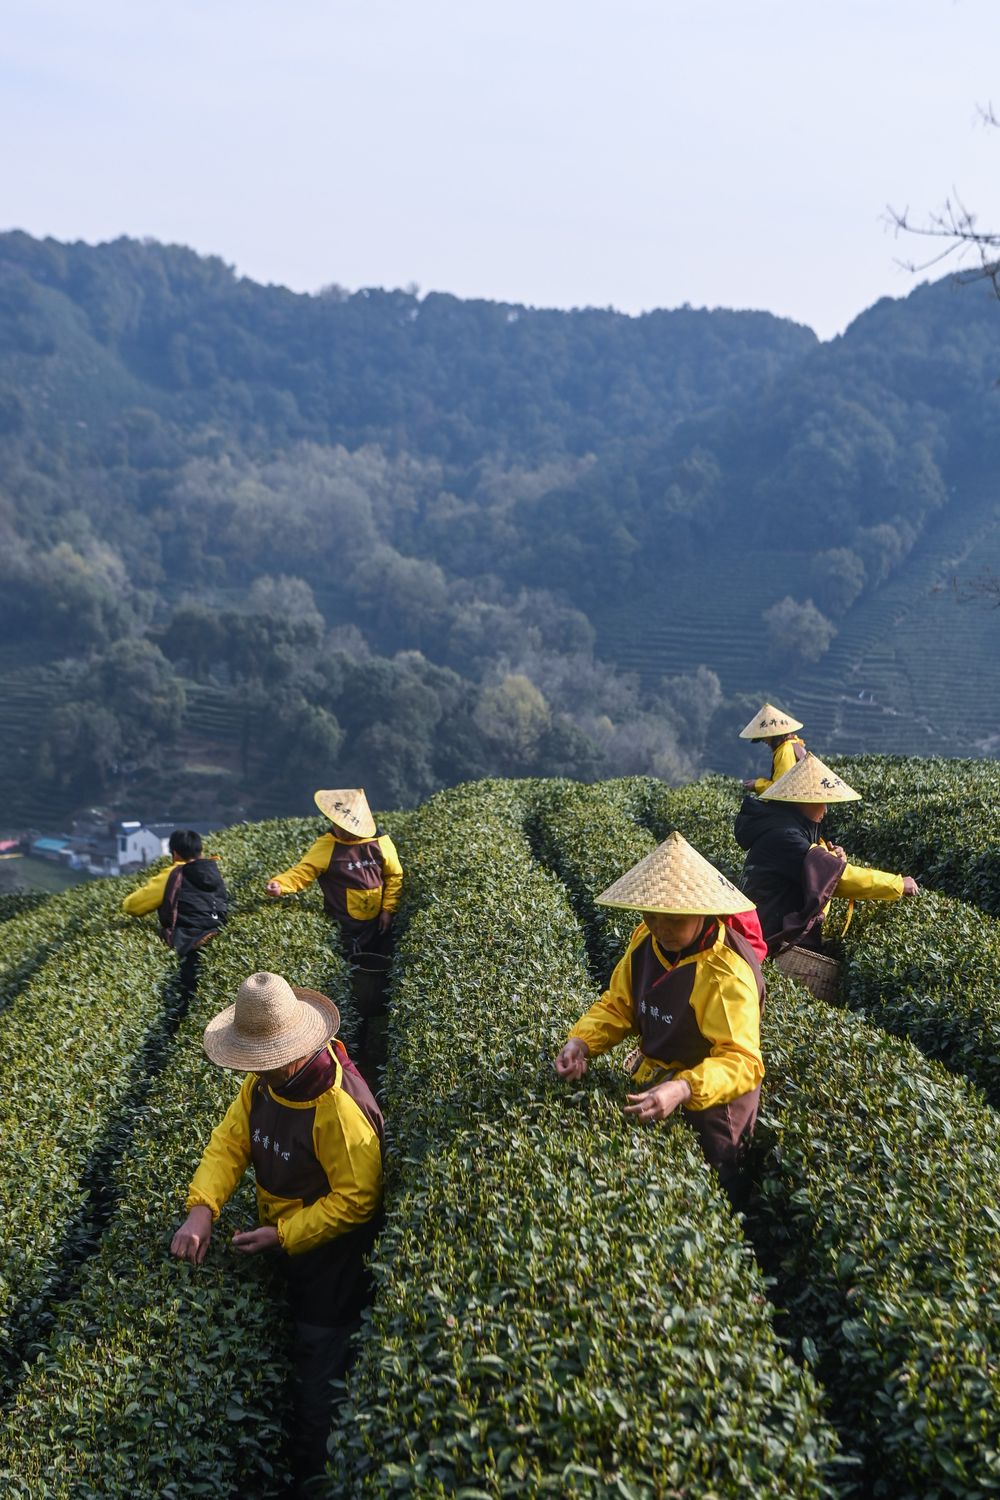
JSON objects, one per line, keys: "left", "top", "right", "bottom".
{"left": 0, "top": 230, "right": 996, "bottom": 827}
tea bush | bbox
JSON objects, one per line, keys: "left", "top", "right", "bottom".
{"left": 0, "top": 879, "right": 352, "bottom": 1498}
{"left": 542, "top": 776, "right": 1000, "bottom": 1495}
{"left": 0, "top": 914, "right": 176, "bottom": 1376}
{"left": 828, "top": 757, "right": 1000, "bottom": 915}
{"left": 835, "top": 888, "right": 1000, "bottom": 1105}
{"left": 757, "top": 969, "right": 1000, "bottom": 1498}
{"left": 528, "top": 779, "right": 659, "bottom": 979}
{"left": 0, "top": 889, "right": 50, "bottom": 925}
{"left": 327, "top": 778, "right": 837, "bottom": 1497}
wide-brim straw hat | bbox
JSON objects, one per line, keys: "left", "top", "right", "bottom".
{"left": 203, "top": 971, "right": 341, "bottom": 1071}
{"left": 314, "top": 787, "right": 376, "bottom": 839}
{"left": 760, "top": 752, "right": 861, "bottom": 804}
{"left": 738, "top": 702, "right": 804, "bottom": 740}
{"left": 596, "top": 830, "right": 756, "bottom": 916}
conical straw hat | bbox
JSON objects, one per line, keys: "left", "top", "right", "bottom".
{"left": 596, "top": 830, "right": 755, "bottom": 916}
{"left": 314, "top": 788, "right": 376, "bottom": 839}
{"left": 738, "top": 702, "right": 804, "bottom": 740}
{"left": 760, "top": 752, "right": 861, "bottom": 804}
{"left": 203, "top": 971, "right": 341, "bottom": 1071}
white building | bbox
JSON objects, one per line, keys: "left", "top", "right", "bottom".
{"left": 116, "top": 821, "right": 167, "bottom": 871}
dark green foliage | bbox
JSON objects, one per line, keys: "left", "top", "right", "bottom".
{"left": 0, "top": 890, "right": 49, "bottom": 925}
{"left": 528, "top": 778, "right": 659, "bottom": 980}
{"left": 757, "top": 973, "right": 1000, "bottom": 1498}
{"left": 0, "top": 898, "right": 176, "bottom": 1373}
{"left": 828, "top": 756, "right": 1000, "bottom": 916}
{"left": 0, "top": 821, "right": 354, "bottom": 1498}
{"left": 327, "top": 778, "right": 837, "bottom": 1496}
{"left": 835, "top": 889, "right": 1000, "bottom": 1106}
{"left": 534, "top": 773, "right": 1000, "bottom": 1496}
{"left": 3, "top": 233, "right": 999, "bottom": 827}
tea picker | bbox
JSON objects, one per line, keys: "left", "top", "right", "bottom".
{"left": 265, "top": 788, "right": 402, "bottom": 1068}
{"left": 734, "top": 752, "right": 919, "bottom": 975}
{"left": 170, "top": 971, "right": 384, "bottom": 1492}
{"left": 738, "top": 701, "right": 807, "bottom": 793}
{"left": 553, "top": 832, "right": 766, "bottom": 1207}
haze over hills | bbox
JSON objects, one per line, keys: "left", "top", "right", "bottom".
{"left": 0, "top": 231, "right": 998, "bottom": 829}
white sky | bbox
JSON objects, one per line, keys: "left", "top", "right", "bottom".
{"left": 3, "top": 0, "right": 999, "bottom": 339}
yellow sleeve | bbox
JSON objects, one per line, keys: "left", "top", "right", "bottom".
{"left": 567, "top": 925, "right": 645, "bottom": 1056}
{"left": 753, "top": 738, "right": 799, "bottom": 795}
{"left": 277, "top": 1092, "right": 383, "bottom": 1256}
{"left": 270, "top": 836, "right": 334, "bottom": 894}
{"left": 378, "top": 834, "right": 404, "bottom": 914}
{"left": 835, "top": 862, "right": 904, "bottom": 901}
{"left": 674, "top": 955, "right": 764, "bottom": 1111}
{"left": 186, "top": 1076, "right": 254, "bottom": 1219}
{"left": 121, "top": 863, "right": 174, "bottom": 916}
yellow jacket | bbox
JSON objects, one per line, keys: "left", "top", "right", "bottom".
{"left": 185, "top": 1046, "right": 383, "bottom": 1256}
{"left": 568, "top": 920, "right": 764, "bottom": 1111}
{"left": 121, "top": 861, "right": 176, "bottom": 915}
{"left": 270, "top": 832, "right": 403, "bottom": 922}
{"left": 832, "top": 853, "right": 904, "bottom": 901}
{"left": 753, "top": 735, "right": 807, "bottom": 794}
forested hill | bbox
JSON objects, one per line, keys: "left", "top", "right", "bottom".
{"left": 0, "top": 231, "right": 815, "bottom": 461}
{"left": 0, "top": 231, "right": 998, "bottom": 829}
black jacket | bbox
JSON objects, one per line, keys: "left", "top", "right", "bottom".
{"left": 158, "top": 858, "right": 229, "bottom": 957}
{"left": 733, "top": 797, "right": 844, "bottom": 955}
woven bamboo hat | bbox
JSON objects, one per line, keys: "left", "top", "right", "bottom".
{"left": 738, "top": 702, "right": 804, "bottom": 740}
{"left": 203, "top": 971, "right": 341, "bottom": 1071}
{"left": 760, "top": 752, "right": 861, "bottom": 804}
{"left": 596, "top": 831, "right": 755, "bottom": 916}
{"left": 314, "top": 788, "right": 376, "bottom": 839}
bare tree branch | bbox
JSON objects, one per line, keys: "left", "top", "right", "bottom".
{"left": 887, "top": 109, "right": 1000, "bottom": 297}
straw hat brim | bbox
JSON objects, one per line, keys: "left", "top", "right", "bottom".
{"left": 595, "top": 832, "right": 756, "bottom": 916}
{"left": 203, "top": 987, "right": 341, "bottom": 1071}
{"left": 314, "top": 789, "right": 377, "bottom": 839}
{"left": 738, "top": 703, "right": 804, "bottom": 740}
{"left": 759, "top": 752, "right": 861, "bottom": 804}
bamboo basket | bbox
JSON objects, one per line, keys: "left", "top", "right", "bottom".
{"left": 773, "top": 945, "right": 841, "bottom": 1003}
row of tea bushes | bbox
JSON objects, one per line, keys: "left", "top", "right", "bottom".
{"left": 327, "top": 779, "right": 838, "bottom": 1497}
{"left": 0, "top": 876, "right": 123, "bottom": 1016}
{"left": 756, "top": 969, "right": 1000, "bottom": 1498}
{"left": 0, "top": 913, "right": 177, "bottom": 1381}
{"left": 527, "top": 779, "right": 658, "bottom": 980}
{"left": 549, "top": 777, "right": 1000, "bottom": 1495}
{"left": 827, "top": 757, "right": 1000, "bottom": 916}
{"left": 0, "top": 888, "right": 50, "bottom": 925}
{"left": 835, "top": 887, "right": 1000, "bottom": 1105}
{"left": 0, "top": 889, "right": 352, "bottom": 1498}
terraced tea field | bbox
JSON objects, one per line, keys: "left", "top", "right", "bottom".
{"left": 2, "top": 760, "right": 999, "bottom": 1496}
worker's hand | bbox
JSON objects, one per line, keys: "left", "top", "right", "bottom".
{"left": 265, "top": 880, "right": 283, "bottom": 897}
{"left": 901, "top": 876, "right": 920, "bottom": 896}
{"left": 378, "top": 909, "right": 394, "bottom": 933}
{"left": 827, "top": 843, "right": 846, "bottom": 859}
{"left": 553, "top": 1038, "right": 590, "bottom": 1080}
{"left": 231, "top": 1226, "right": 280, "bottom": 1254}
{"left": 170, "top": 1205, "right": 213, "bottom": 1265}
{"left": 742, "top": 779, "right": 757, "bottom": 792}
{"left": 623, "top": 1078, "right": 693, "bottom": 1124}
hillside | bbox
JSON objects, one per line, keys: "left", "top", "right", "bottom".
{"left": 0, "top": 232, "right": 998, "bottom": 827}
{"left": 3, "top": 762, "right": 1000, "bottom": 1494}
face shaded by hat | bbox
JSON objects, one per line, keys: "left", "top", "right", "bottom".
{"left": 314, "top": 788, "right": 376, "bottom": 840}
{"left": 596, "top": 830, "right": 756, "bottom": 917}
{"left": 203, "top": 971, "right": 341, "bottom": 1073}
{"left": 759, "top": 752, "right": 861, "bottom": 806}
{"left": 738, "top": 702, "right": 804, "bottom": 741}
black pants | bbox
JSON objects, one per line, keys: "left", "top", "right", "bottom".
{"left": 279, "top": 1215, "right": 383, "bottom": 1489}
{"left": 178, "top": 948, "right": 202, "bottom": 996}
